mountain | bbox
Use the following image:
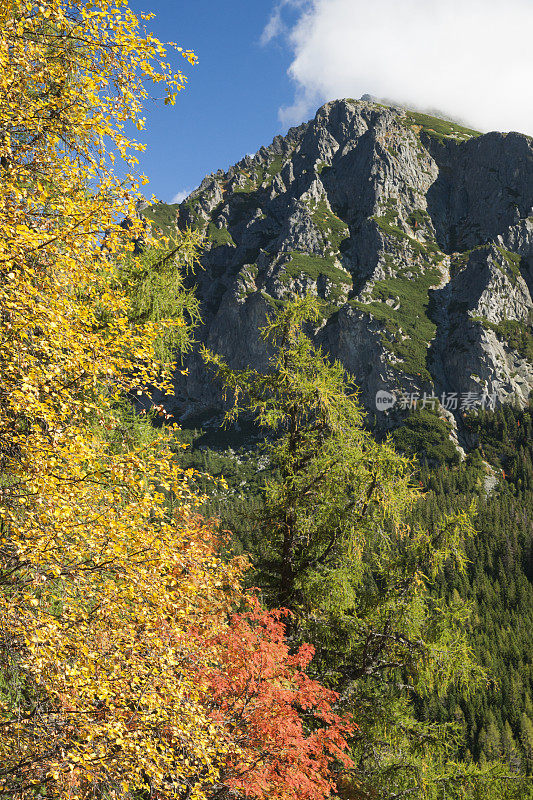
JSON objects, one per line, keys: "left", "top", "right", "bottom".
{"left": 142, "top": 101, "right": 533, "bottom": 778}
{"left": 145, "top": 97, "right": 533, "bottom": 439}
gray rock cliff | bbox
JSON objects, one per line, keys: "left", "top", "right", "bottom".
{"left": 146, "top": 99, "right": 533, "bottom": 430}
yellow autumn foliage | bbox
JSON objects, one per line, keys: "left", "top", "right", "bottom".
{"left": 0, "top": 1, "right": 246, "bottom": 797}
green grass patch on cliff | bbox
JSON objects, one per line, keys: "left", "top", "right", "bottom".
{"left": 281, "top": 252, "right": 351, "bottom": 284}
{"left": 234, "top": 174, "right": 258, "bottom": 194}
{"left": 351, "top": 268, "right": 441, "bottom": 380}
{"left": 309, "top": 199, "right": 350, "bottom": 252}
{"left": 450, "top": 245, "right": 523, "bottom": 283}
{"left": 403, "top": 111, "right": 481, "bottom": 145}
{"left": 473, "top": 316, "right": 533, "bottom": 362}
{"left": 143, "top": 202, "right": 179, "bottom": 238}
{"left": 232, "top": 155, "right": 286, "bottom": 194}
{"left": 207, "top": 221, "right": 235, "bottom": 248}
{"left": 179, "top": 196, "right": 206, "bottom": 231}
{"left": 279, "top": 251, "right": 352, "bottom": 304}
{"left": 373, "top": 198, "right": 443, "bottom": 264}
{"left": 266, "top": 156, "right": 284, "bottom": 181}
{"left": 374, "top": 211, "right": 443, "bottom": 264}
{"left": 495, "top": 246, "right": 523, "bottom": 285}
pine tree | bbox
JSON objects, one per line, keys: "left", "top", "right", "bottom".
{"left": 520, "top": 713, "right": 533, "bottom": 774}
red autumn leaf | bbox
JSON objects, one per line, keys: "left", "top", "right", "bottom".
{"left": 196, "top": 599, "right": 354, "bottom": 800}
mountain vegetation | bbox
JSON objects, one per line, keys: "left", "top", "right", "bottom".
{"left": 2, "top": 1, "right": 533, "bottom": 799}
{"left": 414, "top": 402, "right": 533, "bottom": 773}
{"left": 202, "top": 297, "right": 487, "bottom": 798}
{"left": 174, "top": 388, "right": 533, "bottom": 798}
{"left": 0, "top": 3, "right": 351, "bottom": 798}
{"left": 142, "top": 95, "right": 533, "bottom": 423}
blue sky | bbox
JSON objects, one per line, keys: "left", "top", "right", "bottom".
{"left": 127, "top": 0, "right": 533, "bottom": 204}
{"left": 127, "top": 0, "right": 298, "bottom": 204}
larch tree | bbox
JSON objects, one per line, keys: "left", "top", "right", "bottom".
{"left": 203, "top": 296, "right": 490, "bottom": 799}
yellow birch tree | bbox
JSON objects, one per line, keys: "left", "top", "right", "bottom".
{"left": 0, "top": 2, "right": 244, "bottom": 797}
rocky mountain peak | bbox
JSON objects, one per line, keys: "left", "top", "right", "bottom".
{"left": 144, "top": 98, "right": 533, "bottom": 435}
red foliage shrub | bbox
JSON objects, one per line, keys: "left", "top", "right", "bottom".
{"left": 198, "top": 600, "right": 354, "bottom": 800}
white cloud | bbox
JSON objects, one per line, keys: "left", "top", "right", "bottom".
{"left": 264, "top": 0, "right": 533, "bottom": 136}
{"left": 261, "top": 0, "right": 307, "bottom": 46}
{"left": 170, "top": 188, "right": 192, "bottom": 204}
{"left": 260, "top": 3, "right": 285, "bottom": 46}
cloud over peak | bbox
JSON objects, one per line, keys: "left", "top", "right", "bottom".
{"left": 264, "top": 0, "right": 533, "bottom": 136}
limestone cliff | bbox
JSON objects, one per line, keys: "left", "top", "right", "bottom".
{"left": 145, "top": 98, "right": 533, "bottom": 430}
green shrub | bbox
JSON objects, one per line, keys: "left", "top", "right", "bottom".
{"left": 207, "top": 221, "right": 235, "bottom": 248}
{"left": 391, "top": 407, "right": 460, "bottom": 466}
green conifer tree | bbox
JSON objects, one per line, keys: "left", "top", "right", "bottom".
{"left": 203, "top": 296, "right": 487, "bottom": 798}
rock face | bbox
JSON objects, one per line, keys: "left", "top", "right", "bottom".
{"left": 147, "top": 98, "right": 533, "bottom": 429}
